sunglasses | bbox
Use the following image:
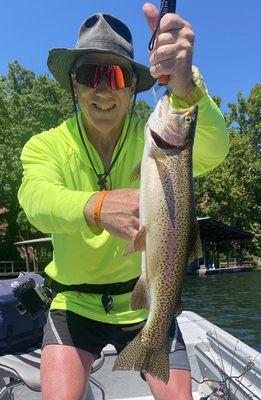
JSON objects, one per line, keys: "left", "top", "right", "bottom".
{"left": 74, "top": 64, "right": 134, "bottom": 90}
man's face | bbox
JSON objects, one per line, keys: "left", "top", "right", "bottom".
{"left": 73, "top": 53, "right": 137, "bottom": 134}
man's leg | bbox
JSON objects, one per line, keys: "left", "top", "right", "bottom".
{"left": 145, "top": 368, "right": 193, "bottom": 400}
{"left": 40, "top": 309, "right": 107, "bottom": 399}
{"left": 41, "top": 344, "right": 95, "bottom": 400}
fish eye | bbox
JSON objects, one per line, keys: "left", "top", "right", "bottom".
{"left": 185, "top": 116, "right": 192, "bottom": 124}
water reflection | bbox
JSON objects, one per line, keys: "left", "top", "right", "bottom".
{"left": 182, "top": 270, "right": 261, "bottom": 352}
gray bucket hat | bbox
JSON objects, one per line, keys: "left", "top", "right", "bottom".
{"left": 47, "top": 13, "right": 156, "bottom": 93}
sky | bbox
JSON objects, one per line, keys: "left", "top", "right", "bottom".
{"left": 1, "top": 0, "right": 260, "bottom": 112}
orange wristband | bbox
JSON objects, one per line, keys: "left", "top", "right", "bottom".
{"left": 93, "top": 190, "right": 108, "bottom": 227}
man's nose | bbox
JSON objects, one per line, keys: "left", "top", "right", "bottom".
{"left": 95, "top": 75, "right": 112, "bottom": 92}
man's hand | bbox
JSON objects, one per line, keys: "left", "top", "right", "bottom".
{"left": 84, "top": 189, "right": 140, "bottom": 241}
{"left": 143, "top": 2, "right": 195, "bottom": 97}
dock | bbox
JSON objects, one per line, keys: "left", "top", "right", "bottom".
{"left": 205, "top": 265, "right": 253, "bottom": 274}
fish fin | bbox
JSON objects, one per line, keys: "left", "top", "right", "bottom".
{"left": 188, "top": 220, "right": 203, "bottom": 264}
{"left": 130, "top": 275, "right": 150, "bottom": 310}
{"left": 130, "top": 162, "right": 141, "bottom": 182}
{"left": 122, "top": 226, "right": 146, "bottom": 256}
{"left": 113, "top": 331, "right": 170, "bottom": 383}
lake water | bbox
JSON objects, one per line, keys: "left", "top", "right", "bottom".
{"left": 182, "top": 269, "right": 261, "bottom": 352}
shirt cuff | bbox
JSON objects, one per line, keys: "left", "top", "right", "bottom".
{"left": 170, "top": 85, "right": 205, "bottom": 108}
{"left": 170, "top": 65, "right": 208, "bottom": 108}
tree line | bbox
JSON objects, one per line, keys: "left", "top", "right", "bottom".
{"left": 0, "top": 61, "right": 260, "bottom": 260}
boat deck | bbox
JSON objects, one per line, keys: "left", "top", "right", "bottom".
{"left": 0, "top": 311, "right": 260, "bottom": 399}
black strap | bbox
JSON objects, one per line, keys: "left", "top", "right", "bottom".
{"left": 148, "top": 0, "right": 177, "bottom": 51}
{"left": 101, "top": 289, "right": 114, "bottom": 313}
{"left": 50, "top": 277, "right": 139, "bottom": 295}
{"left": 50, "top": 277, "right": 139, "bottom": 313}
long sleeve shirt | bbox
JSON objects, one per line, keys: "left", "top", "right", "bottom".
{"left": 18, "top": 92, "right": 229, "bottom": 324}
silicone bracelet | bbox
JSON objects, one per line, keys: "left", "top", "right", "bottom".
{"left": 93, "top": 191, "right": 108, "bottom": 227}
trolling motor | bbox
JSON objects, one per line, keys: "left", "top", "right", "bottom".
{"left": 11, "top": 278, "right": 53, "bottom": 319}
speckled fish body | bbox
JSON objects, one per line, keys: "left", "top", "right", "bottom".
{"left": 113, "top": 92, "right": 201, "bottom": 383}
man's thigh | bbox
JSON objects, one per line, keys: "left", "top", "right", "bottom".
{"left": 42, "top": 309, "right": 107, "bottom": 358}
{"left": 41, "top": 310, "right": 108, "bottom": 400}
{"left": 41, "top": 344, "right": 94, "bottom": 400}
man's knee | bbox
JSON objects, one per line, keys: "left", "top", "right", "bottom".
{"left": 41, "top": 344, "right": 94, "bottom": 400}
{"left": 145, "top": 368, "right": 193, "bottom": 400}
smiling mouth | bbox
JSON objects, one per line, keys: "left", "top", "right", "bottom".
{"left": 93, "top": 103, "right": 116, "bottom": 111}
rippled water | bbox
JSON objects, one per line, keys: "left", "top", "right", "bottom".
{"left": 182, "top": 270, "right": 261, "bottom": 352}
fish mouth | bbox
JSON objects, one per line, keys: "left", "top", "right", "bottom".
{"left": 150, "top": 130, "right": 175, "bottom": 150}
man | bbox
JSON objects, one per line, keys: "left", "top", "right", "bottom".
{"left": 18, "top": 3, "right": 229, "bottom": 400}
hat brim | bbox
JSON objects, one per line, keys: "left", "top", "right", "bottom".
{"left": 47, "top": 48, "right": 156, "bottom": 93}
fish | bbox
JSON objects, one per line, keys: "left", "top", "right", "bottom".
{"left": 113, "top": 91, "right": 202, "bottom": 383}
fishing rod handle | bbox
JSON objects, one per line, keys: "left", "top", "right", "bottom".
{"left": 158, "top": 0, "right": 176, "bottom": 86}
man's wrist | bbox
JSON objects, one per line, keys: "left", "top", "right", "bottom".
{"left": 84, "top": 193, "right": 105, "bottom": 235}
{"left": 93, "top": 191, "right": 108, "bottom": 227}
{"left": 170, "top": 66, "right": 208, "bottom": 108}
{"left": 169, "top": 80, "right": 194, "bottom": 99}
{"left": 171, "top": 84, "right": 204, "bottom": 106}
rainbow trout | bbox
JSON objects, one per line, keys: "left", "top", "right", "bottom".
{"left": 113, "top": 92, "right": 202, "bottom": 383}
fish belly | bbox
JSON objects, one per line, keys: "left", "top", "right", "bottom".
{"left": 113, "top": 131, "right": 199, "bottom": 383}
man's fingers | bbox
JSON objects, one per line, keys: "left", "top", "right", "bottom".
{"left": 143, "top": 2, "right": 159, "bottom": 33}
{"left": 157, "top": 14, "right": 187, "bottom": 33}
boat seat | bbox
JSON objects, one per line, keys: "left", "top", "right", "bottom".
{"left": 0, "top": 347, "right": 106, "bottom": 399}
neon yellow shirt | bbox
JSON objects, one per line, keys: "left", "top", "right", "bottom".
{"left": 18, "top": 93, "right": 229, "bottom": 324}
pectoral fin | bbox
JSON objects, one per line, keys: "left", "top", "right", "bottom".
{"left": 122, "top": 226, "right": 147, "bottom": 256}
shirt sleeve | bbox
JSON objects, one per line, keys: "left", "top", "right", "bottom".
{"left": 18, "top": 134, "right": 97, "bottom": 236}
{"left": 170, "top": 93, "right": 230, "bottom": 177}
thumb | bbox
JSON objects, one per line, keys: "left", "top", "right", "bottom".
{"left": 143, "top": 2, "right": 160, "bottom": 33}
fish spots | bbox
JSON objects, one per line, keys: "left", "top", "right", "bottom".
{"left": 114, "top": 94, "right": 198, "bottom": 383}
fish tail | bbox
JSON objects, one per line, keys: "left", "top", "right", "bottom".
{"left": 113, "top": 331, "right": 170, "bottom": 383}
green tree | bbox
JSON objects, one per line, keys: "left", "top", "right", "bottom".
{"left": 0, "top": 61, "right": 73, "bottom": 258}
{"left": 195, "top": 84, "right": 261, "bottom": 255}
{"left": 133, "top": 99, "right": 153, "bottom": 120}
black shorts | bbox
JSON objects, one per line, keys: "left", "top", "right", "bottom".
{"left": 42, "top": 309, "right": 190, "bottom": 379}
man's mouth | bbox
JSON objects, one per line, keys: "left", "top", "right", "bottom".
{"left": 93, "top": 103, "right": 116, "bottom": 111}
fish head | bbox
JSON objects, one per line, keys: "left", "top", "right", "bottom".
{"left": 146, "top": 92, "right": 198, "bottom": 157}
